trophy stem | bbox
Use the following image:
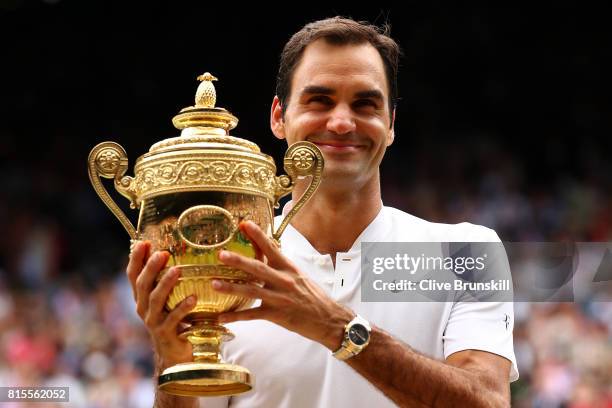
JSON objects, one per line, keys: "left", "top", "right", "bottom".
{"left": 186, "top": 318, "right": 235, "bottom": 364}
{"left": 191, "top": 339, "right": 221, "bottom": 363}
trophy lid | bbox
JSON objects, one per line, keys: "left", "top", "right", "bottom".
{"left": 120, "top": 73, "right": 281, "bottom": 206}
{"left": 147, "top": 73, "right": 261, "bottom": 154}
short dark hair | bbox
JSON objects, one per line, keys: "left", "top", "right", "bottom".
{"left": 276, "top": 16, "right": 401, "bottom": 121}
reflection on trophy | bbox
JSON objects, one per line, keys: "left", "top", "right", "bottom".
{"left": 87, "top": 73, "right": 323, "bottom": 396}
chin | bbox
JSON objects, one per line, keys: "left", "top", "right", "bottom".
{"left": 321, "top": 167, "right": 364, "bottom": 184}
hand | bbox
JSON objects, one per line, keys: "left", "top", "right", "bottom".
{"left": 212, "top": 221, "right": 354, "bottom": 350}
{"left": 126, "top": 241, "right": 196, "bottom": 371}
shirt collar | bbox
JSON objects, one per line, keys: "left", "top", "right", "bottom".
{"left": 278, "top": 200, "right": 390, "bottom": 257}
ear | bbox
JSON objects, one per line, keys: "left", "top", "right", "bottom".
{"left": 270, "top": 96, "right": 286, "bottom": 140}
{"left": 387, "top": 108, "right": 396, "bottom": 146}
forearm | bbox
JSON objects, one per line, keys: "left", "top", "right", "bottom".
{"left": 153, "top": 360, "right": 199, "bottom": 408}
{"left": 154, "top": 391, "right": 198, "bottom": 408}
{"left": 343, "top": 326, "right": 508, "bottom": 408}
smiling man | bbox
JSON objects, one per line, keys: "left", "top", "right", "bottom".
{"left": 128, "top": 17, "right": 518, "bottom": 408}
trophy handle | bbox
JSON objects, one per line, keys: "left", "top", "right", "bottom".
{"left": 88, "top": 142, "right": 138, "bottom": 239}
{"left": 272, "top": 141, "right": 324, "bottom": 240}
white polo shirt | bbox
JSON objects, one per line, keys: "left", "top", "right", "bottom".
{"left": 201, "top": 206, "right": 518, "bottom": 408}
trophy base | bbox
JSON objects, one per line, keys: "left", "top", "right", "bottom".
{"left": 158, "top": 362, "right": 252, "bottom": 397}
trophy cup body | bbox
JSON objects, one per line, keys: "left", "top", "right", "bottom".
{"left": 87, "top": 73, "right": 323, "bottom": 396}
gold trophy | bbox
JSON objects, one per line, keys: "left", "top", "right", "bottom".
{"left": 87, "top": 73, "right": 323, "bottom": 396}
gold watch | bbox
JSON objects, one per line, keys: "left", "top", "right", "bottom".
{"left": 332, "top": 314, "right": 372, "bottom": 360}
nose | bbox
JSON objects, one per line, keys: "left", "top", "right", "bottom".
{"left": 326, "top": 103, "right": 356, "bottom": 135}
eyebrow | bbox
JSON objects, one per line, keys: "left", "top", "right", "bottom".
{"left": 301, "top": 85, "right": 335, "bottom": 96}
{"left": 300, "top": 86, "right": 384, "bottom": 102}
{"left": 355, "top": 89, "right": 384, "bottom": 101}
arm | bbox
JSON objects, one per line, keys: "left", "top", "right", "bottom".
{"left": 342, "top": 327, "right": 510, "bottom": 407}
{"left": 213, "top": 221, "right": 511, "bottom": 408}
{"left": 153, "top": 389, "right": 198, "bottom": 408}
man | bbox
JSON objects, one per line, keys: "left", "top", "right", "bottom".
{"left": 127, "top": 17, "right": 518, "bottom": 407}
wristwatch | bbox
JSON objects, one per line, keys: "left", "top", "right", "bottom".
{"left": 332, "top": 314, "right": 372, "bottom": 360}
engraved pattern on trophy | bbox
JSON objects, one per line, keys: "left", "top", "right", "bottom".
{"left": 96, "top": 148, "right": 121, "bottom": 173}
{"left": 88, "top": 72, "right": 323, "bottom": 396}
{"left": 177, "top": 205, "right": 237, "bottom": 249}
{"left": 132, "top": 159, "right": 278, "bottom": 201}
{"left": 131, "top": 152, "right": 280, "bottom": 202}
{"left": 292, "top": 148, "right": 314, "bottom": 171}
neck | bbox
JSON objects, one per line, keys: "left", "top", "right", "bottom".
{"left": 288, "top": 173, "right": 382, "bottom": 257}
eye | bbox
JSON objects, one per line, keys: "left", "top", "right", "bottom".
{"left": 353, "top": 99, "right": 378, "bottom": 109}
{"left": 307, "top": 95, "right": 334, "bottom": 106}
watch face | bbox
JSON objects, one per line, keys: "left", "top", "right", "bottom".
{"left": 348, "top": 324, "right": 369, "bottom": 346}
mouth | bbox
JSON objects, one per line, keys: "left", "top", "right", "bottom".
{"left": 311, "top": 141, "right": 364, "bottom": 153}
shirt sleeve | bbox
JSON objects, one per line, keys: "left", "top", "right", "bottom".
{"left": 443, "top": 299, "right": 519, "bottom": 381}
{"left": 442, "top": 225, "right": 519, "bottom": 382}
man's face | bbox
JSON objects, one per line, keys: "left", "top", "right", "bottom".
{"left": 271, "top": 39, "right": 395, "bottom": 187}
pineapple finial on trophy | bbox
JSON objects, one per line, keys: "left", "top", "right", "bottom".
{"left": 195, "top": 72, "right": 218, "bottom": 108}
{"left": 169, "top": 71, "right": 242, "bottom": 138}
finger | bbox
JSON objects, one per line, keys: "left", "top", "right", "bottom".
{"left": 238, "top": 223, "right": 264, "bottom": 261}
{"left": 135, "top": 251, "right": 170, "bottom": 318}
{"left": 240, "top": 221, "right": 292, "bottom": 269}
{"left": 146, "top": 267, "right": 181, "bottom": 327}
{"left": 163, "top": 295, "right": 197, "bottom": 333}
{"left": 211, "top": 279, "right": 286, "bottom": 304}
{"left": 218, "top": 307, "right": 266, "bottom": 324}
{"left": 126, "top": 241, "right": 150, "bottom": 299}
{"left": 218, "top": 250, "right": 290, "bottom": 287}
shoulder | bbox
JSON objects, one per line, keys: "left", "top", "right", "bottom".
{"left": 382, "top": 206, "right": 501, "bottom": 242}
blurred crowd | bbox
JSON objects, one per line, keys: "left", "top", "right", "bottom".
{"left": 0, "top": 136, "right": 610, "bottom": 407}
